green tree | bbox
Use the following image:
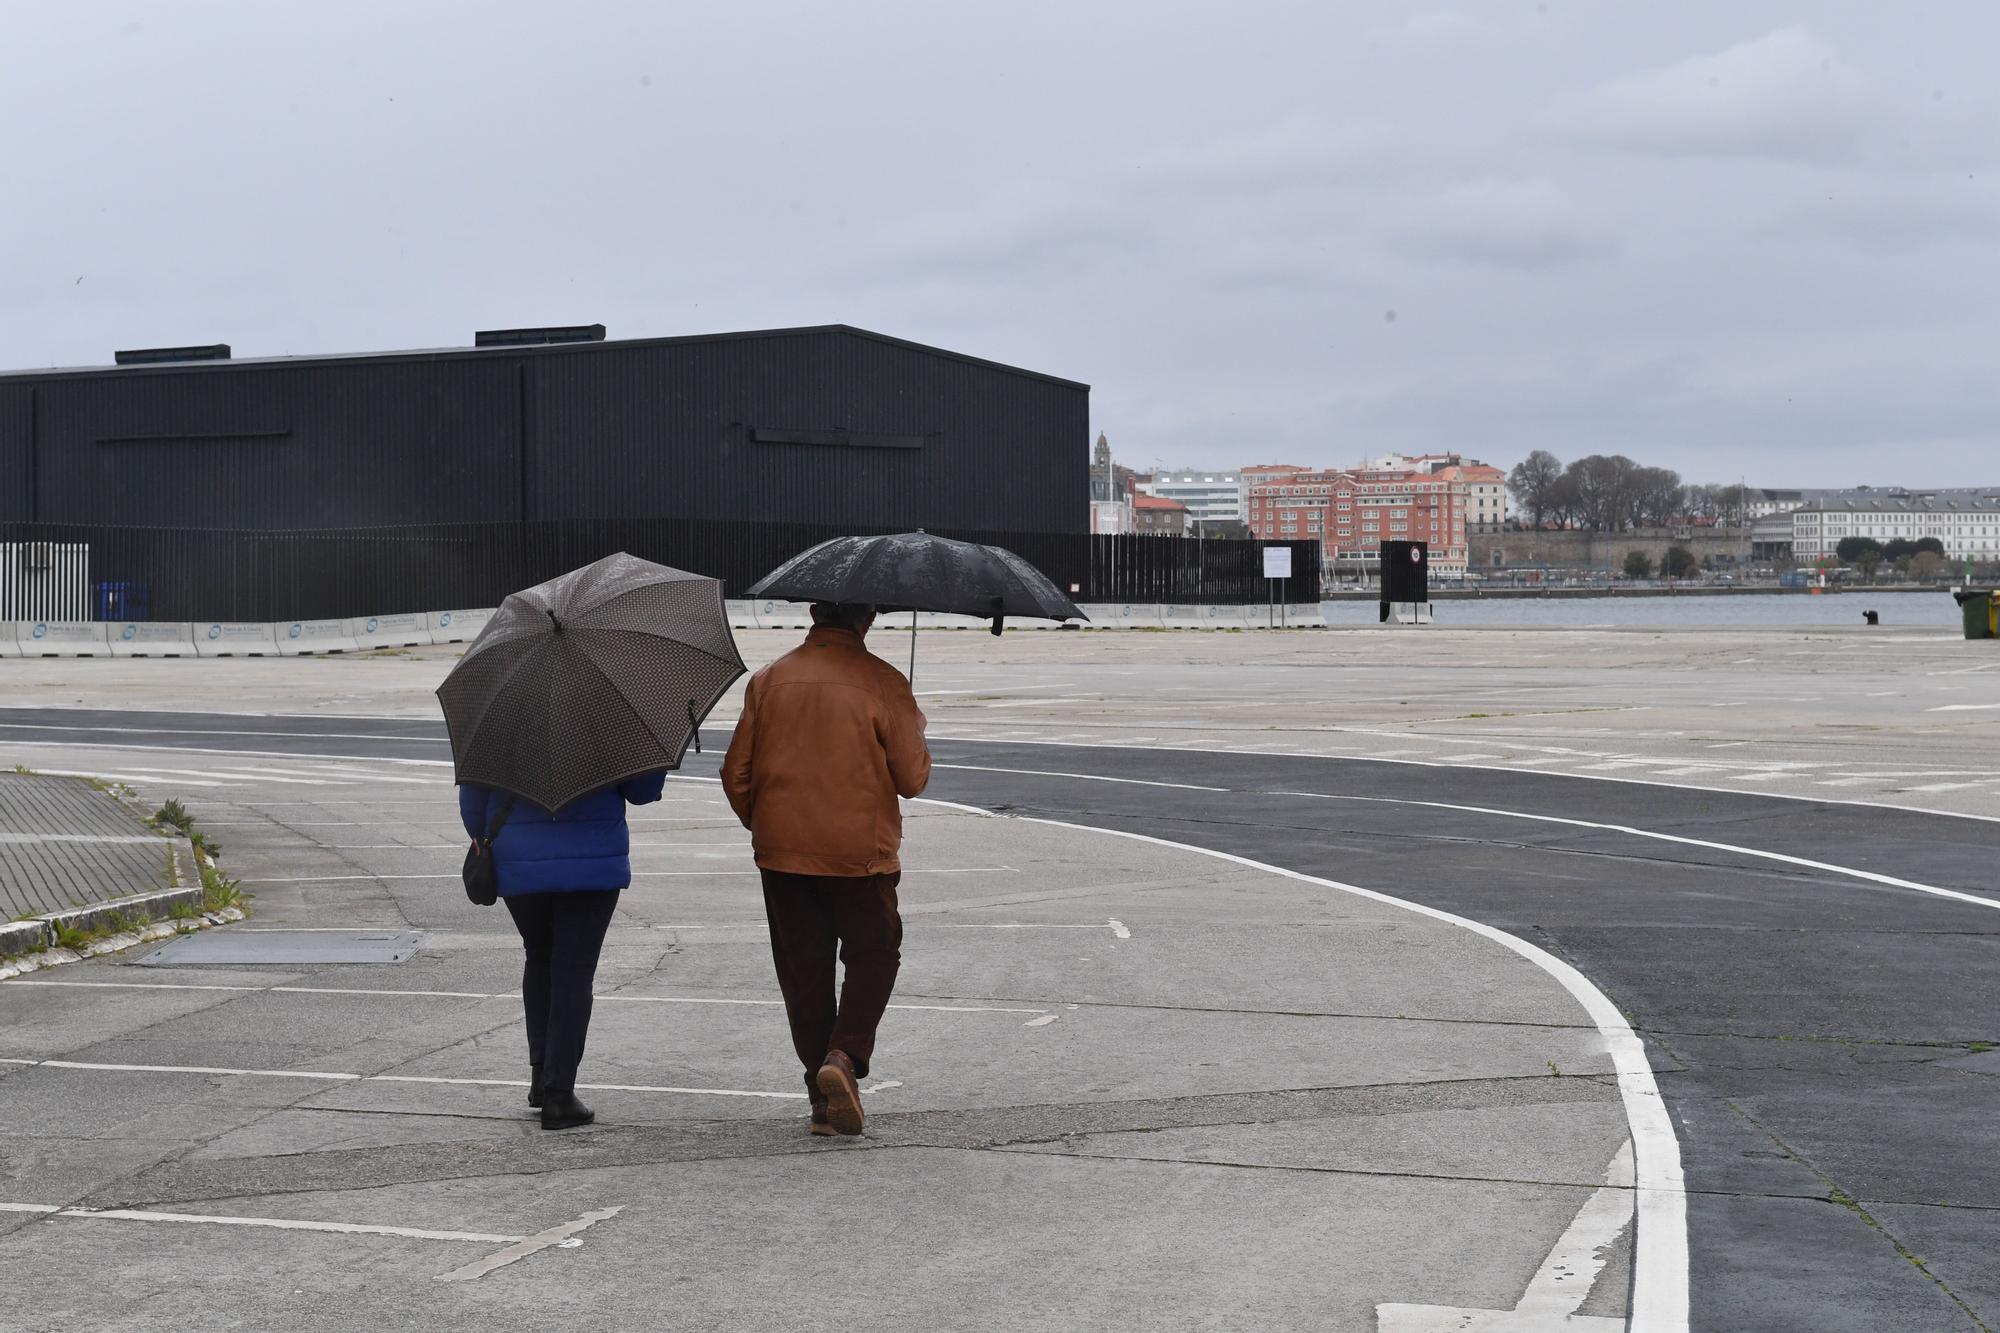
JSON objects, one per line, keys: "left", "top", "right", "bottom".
{"left": 1836, "top": 536, "right": 1885, "bottom": 566}
{"left": 1660, "top": 545, "right": 1698, "bottom": 578}
{"left": 1622, "top": 550, "right": 1654, "bottom": 579}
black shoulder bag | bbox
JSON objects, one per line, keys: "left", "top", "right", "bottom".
{"left": 462, "top": 794, "right": 517, "bottom": 906}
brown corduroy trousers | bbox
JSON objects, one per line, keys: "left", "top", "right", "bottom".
{"left": 759, "top": 869, "right": 903, "bottom": 1088}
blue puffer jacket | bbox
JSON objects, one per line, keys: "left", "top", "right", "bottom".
{"left": 458, "top": 773, "right": 667, "bottom": 897}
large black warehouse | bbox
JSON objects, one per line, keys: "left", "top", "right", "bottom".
{"left": 0, "top": 324, "right": 1089, "bottom": 533}
{"left": 0, "top": 327, "right": 1313, "bottom": 621}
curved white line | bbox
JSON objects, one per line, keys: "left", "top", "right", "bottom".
{"left": 1005, "top": 814, "right": 1690, "bottom": 1333}
{"left": 1272, "top": 791, "right": 1999, "bottom": 912}
{"left": 924, "top": 732, "right": 2000, "bottom": 827}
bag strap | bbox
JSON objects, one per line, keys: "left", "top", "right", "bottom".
{"left": 483, "top": 793, "right": 516, "bottom": 845}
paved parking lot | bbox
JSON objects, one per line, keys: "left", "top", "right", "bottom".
{"left": 2, "top": 623, "right": 1995, "bottom": 1330}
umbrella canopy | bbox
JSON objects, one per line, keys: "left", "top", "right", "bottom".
{"left": 436, "top": 552, "right": 745, "bottom": 812}
{"left": 747, "top": 532, "right": 1087, "bottom": 628}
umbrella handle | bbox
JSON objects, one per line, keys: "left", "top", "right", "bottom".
{"left": 909, "top": 615, "right": 917, "bottom": 684}
{"left": 687, "top": 699, "right": 700, "bottom": 754}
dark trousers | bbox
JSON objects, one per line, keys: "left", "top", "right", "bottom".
{"left": 760, "top": 870, "right": 902, "bottom": 1088}
{"left": 503, "top": 889, "right": 620, "bottom": 1094}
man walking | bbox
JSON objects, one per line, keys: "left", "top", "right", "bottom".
{"left": 721, "top": 602, "right": 931, "bottom": 1136}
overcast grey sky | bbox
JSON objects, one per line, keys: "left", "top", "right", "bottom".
{"left": 5, "top": 3, "right": 1996, "bottom": 486}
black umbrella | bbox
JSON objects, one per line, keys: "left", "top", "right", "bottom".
{"left": 436, "top": 552, "right": 746, "bottom": 812}
{"left": 746, "top": 531, "right": 1087, "bottom": 679}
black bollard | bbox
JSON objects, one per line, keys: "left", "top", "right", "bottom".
{"left": 1863, "top": 610, "right": 1879, "bottom": 626}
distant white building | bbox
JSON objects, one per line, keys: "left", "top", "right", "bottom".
{"left": 1791, "top": 490, "right": 2000, "bottom": 561}
{"left": 1137, "top": 470, "right": 1247, "bottom": 529}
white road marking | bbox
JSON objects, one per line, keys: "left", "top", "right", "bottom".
{"left": 213, "top": 769, "right": 357, "bottom": 786}
{"left": 5, "top": 978, "right": 1048, "bottom": 1016}
{"left": 923, "top": 732, "right": 2000, "bottom": 826}
{"left": 1272, "top": 790, "right": 2000, "bottom": 913}
{"left": 436, "top": 1206, "right": 622, "bottom": 1282}
{"left": 1108, "top": 918, "right": 1131, "bottom": 939}
{"left": 933, "top": 762, "right": 1227, "bottom": 792}
{"left": 23, "top": 768, "right": 229, "bottom": 788}
{"left": 1377, "top": 1140, "right": 1635, "bottom": 1330}
{"left": 2, "top": 1056, "right": 895, "bottom": 1101}
{"left": 0, "top": 833, "right": 165, "bottom": 846}
{"left": 1024, "top": 1014, "right": 1060, "bottom": 1027}
{"left": 1929, "top": 703, "right": 2000, "bottom": 712}
{"left": 49, "top": 1206, "right": 521, "bottom": 1245}
{"left": 969, "top": 815, "right": 1690, "bottom": 1332}
{"left": 0, "top": 722, "right": 439, "bottom": 743}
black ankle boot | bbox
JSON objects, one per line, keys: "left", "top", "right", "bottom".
{"left": 540, "top": 1090, "right": 594, "bottom": 1131}
{"left": 528, "top": 1064, "right": 545, "bottom": 1109}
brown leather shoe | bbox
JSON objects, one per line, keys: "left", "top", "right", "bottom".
{"left": 809, "top": 1101, "right": 838, "bottom": 1137}
{"left": 814, "top": 1049, "right": 864, "bottom": 1135}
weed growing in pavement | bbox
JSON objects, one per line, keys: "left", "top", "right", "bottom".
{"left": 1968, "top": 1041, "right": 1994, "bottom": 1054}
{"left": 167, "top": 900, "right": 200, "bottom": 922}
{"left": 152, "top": 799, "right": 247, "bottom": 914}
{"left": 197, "top": 853, "right": 243, "bottom": 912}
{"left": 1546, "top": 1059, "right": 1561, "bottom": 1076}
{"left": 52, "top": 923, "right": 93, "bottom": 952}
{"left": 10, "top": 764, "right": 31, "bottom": 775}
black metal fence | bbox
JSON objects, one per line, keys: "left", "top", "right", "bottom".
{"left": 0, "top": 521, "right": 1321, "bottom": 623}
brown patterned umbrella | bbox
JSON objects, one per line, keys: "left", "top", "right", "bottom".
{"left": 436, "top": 552, "right": 745, "bottom": 812}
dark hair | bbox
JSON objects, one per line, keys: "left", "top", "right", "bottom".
{"left": 811, "top": 602, "right": 876, "bottom": 631}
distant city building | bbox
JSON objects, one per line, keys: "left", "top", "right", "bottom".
{"left": 1131, "top": 491, "right": 1192, "bottom": 536}
{"left": 1790, "top": 489, "right": 2000, "bottom": 562}
{"left": 1088, "top": 431, "right": 1135, "bottom": 533}
{"left": 1358, "top": 452, "right": 1507, "bottom": 531}
{"left": 1247, "top": 461, "right": 1470, "bottom": 577}
{"left": 1137, "top": 469, "right": 1247, "bottom": 530}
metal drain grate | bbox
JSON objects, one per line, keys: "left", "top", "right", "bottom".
{"left": 139, "top": 930, "right": 426, "bottom": 965}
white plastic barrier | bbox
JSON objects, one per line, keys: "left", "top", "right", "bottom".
{"left": 195, "top": 622, "right": 278, "bottom": 657}
{"left": 1076, "top": 603, "right": 1133, "bottom": 629}
{"left": 109, "top": 622, "right": 198, "bottom": 658}
{"left": 429, "top": 609, "right": 494, "bottom": 645}
{"left": 1283, "top": 603, "right": 1328, "bottom": 628}
{"left": 917, "top": 611, "right": 991, "bottom": 631}
{"left": 14, "top": 621, "right": 107, "bottom": 657}
{"left": 755, "top": 600, "right": 815, "bottom": 630}
{"left": 279, "top": 619, "right": 359, "bottom": 656}
{"left": 1111, "top": 603, "right": 1166, "bottom": 629}
{"left": 1160, "top": 604, "right": 1252, "bottom": 630}
{"left": 724, "top": 600, "right": 760, "bottom": 631}
{"left": 350, "top": 612, "right": 434, "bottom": 651}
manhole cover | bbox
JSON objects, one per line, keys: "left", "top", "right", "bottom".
{"left": 138, "top": 930, "right": 426, "bottom": 966}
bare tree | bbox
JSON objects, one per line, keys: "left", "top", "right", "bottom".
{"left": 1631, "top": 467, "right": 1686, "bottom": 527}
{"left": 1506, "top": 450, "right": 1563, "bottom": 529}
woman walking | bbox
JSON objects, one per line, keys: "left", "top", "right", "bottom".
{"left": 458, "top": 772, "right": 665, "bottom": 1129}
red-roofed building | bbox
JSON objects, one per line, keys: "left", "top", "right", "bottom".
{"left": 1132, "top": 491, "right": 1192, "bottom": 536}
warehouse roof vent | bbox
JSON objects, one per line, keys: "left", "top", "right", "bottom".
{"left": 114, "top": 344, "right": 232, "bottom": 366}
{"left": 474, "top": 324, "right": 606, "bottom": 348}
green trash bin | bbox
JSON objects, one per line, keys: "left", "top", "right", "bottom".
{"left": 1954, "top": 589, "right": 1998, "bottom": 640}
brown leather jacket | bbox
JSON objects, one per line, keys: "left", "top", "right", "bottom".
{"left": 721, "top": 627, "right": 932, "bottom": 876}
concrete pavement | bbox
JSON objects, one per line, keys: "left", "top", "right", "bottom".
{"left": 0, "top": 757, "right": 1636, "bottom": 1330}
{"left": 3, "top": 622, "right": 1996, "bottom": 1329}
